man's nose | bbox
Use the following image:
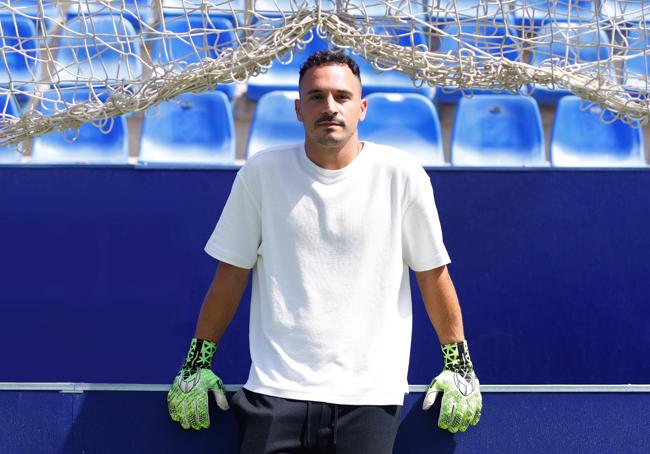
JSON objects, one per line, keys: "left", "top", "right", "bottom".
{"left": 323, "top": 94, "right": 337, "bottom": 114}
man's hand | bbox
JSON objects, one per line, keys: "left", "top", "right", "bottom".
{"left": 167, "top": 338, "right": 229, "bottom": 430}
{"left": 422, "top": 341, "right": 482, "bottom": 433}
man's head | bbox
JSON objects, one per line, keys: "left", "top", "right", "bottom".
{"left": 298, "top": 51, "right": 361, "bottom": 87}
{"left": 295, "top": 50, "right": 367, "bottom": 148}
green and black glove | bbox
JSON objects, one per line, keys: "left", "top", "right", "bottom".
{"left": 167, "top": 338, "right": 229, "bottom": 430}
{"left": 422, "top": 340, "right": 482, "bottom": 433}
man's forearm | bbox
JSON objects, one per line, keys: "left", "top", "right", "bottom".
{"left": 415, "top": 265, "right": 465, "bottom": 344}
{"left": 194, "top": 261, "right": 251, "bottom": 343}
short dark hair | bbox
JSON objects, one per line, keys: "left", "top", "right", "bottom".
{"left": 298, "top": 50, "right": 361, "bottom": 85}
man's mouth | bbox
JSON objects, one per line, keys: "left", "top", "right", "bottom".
{"left": 318, "top": 121, "right": 342, "bottom": 127}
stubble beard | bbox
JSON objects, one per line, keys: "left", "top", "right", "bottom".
{"left": 315, "top": 127, "right": 351, "bottom": 147}
{"left": 317, "top": 135, "right": 344, "bottom": 146}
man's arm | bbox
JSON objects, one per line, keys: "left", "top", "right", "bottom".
{"left": 417, "top": 264, "right": 481, "bottom": 433}
{"left": 194, "top": 261, "right": 251, "bottom": 343}
{"left": 415, "top": 264, "right": 465, "bottom": 344}
{"left": 167, "top": 261, "right": 249, "bottom": 430}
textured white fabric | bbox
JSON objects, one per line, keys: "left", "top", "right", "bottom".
{"left": 205, "top": 142, "right": 450, "bottom": 405}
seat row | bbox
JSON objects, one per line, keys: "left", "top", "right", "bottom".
{"left": 246, "top": 91, "right": 646, "bottom": 168}
{"left": 7, "top": 1, "right": 642, "bottom": 23}
{"left": 1, "top": 90, "right": 645, "bottom": 168}
{"left": 2, "top": 4, "right": 649, "bottom": 107}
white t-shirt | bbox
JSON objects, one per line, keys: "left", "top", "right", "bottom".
{"left": 205, "top": 141, "right": 450, "bottom": 405}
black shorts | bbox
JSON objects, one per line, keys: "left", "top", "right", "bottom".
{"left": 230, "top": 388, "right": 402, "bottom": 454}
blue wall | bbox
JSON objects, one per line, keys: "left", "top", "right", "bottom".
{"left": 1, "top": 390, "right": 649, "bottom": 453}
{"left": 1, "top": 167, "right": 649, "bottom": 385}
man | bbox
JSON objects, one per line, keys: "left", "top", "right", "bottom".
{"left": 167, "top": 50, "right": 482, "bottom": 453}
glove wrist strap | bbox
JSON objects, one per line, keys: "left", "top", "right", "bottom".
{"left": 441, "top": 340, "right": 473, "bottom": 376}
{"left": 182, "top": 338, "right": 217, "bottom": 371}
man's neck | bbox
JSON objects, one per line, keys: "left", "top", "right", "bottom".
{"left": 304, "top": 137, "right": 364, "bottom": 170}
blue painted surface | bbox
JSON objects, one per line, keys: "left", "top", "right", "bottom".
{"left": 348, "top": 23, "right": 434, "bottom": 98}
{"left": 252, "top": 0, "right": 398, "bottom": 17}
{"left": 436, "top": 21, "right": 521, "bottom": 103}
{"left": 155, "top": 14, "right": 239, "bottom": 99}
{"left": 439, "top": 21, "right": 521, "bottom": 61}
{"left": 66, "top": 1, "right": 154, "bottom": 32}
{"left": 31, "top": 90, "right": 130, "bottom": 164}
{"left": 530, "top": 23, "right": 611, "bottom": 104}
{"left": 139, "top": 92, "right": 236, "bottom": 165}
{"left": 246, "top": 24, "right": 330, "bottom": 101}
{"left": 360, "top": 93, "right": 444, "bottom": 166}
{"left": 0, "top": 94, "right": 21, "bottom": 163}
{"left": 621, "top": 25, "right": 650, "bottom": 92}
{"left": 1, "top": 390, "right": 648, "bottom": 453}
{"left": 512, "top": 0, "right": 596, "bottom": 26}
{"left": 56, "top": 15, "right": 142, "bottom": 84}
{"left": 430, "top": 1, "right": 513, "bottom": 23}
{"left": 0, "top": 15, "right": 39, "bottom": 98}
{"left": 247, "top": 90, "right": 302, "bottom": 158}
{"left": 0, "top": 1, "right": 62, "bottom": 32}
{"left": 162, "top": 0, "right": 245, "bottom": 24}
{"left": 550, "top": 96, "right": 645, "bottom": 167}
{"left": 450, "top": 95, "right": 546, "bottom": 166}
{"left": 600, "top": 0, "right": 646, "bottom": 21}
{"left": 0, "top": 392, "right": 72, "bottom": 454}
{"left": 1, "top": 168, "right": 650, "bottom": 386}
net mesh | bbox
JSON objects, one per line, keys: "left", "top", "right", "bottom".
{"left": 1, "top": 0, "right": 650, "bottom": 147}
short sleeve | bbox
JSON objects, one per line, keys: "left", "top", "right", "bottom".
{"left": 402, "top": 171, "right": 451, "bottom": 271}
{"left": 204, "top": 172, "right": 261, "bottom": 269}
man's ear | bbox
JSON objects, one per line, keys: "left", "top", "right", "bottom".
{"left": 295, "top": 98, "right": 303, "bottom": 122}
{"left": 359, "top": 98, "right": 368, "bottom": 122}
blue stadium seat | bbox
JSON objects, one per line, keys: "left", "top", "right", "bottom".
{"left": 162, "top": 0, "right": 245, "bottom": 25}
{"left": 349, "top": 22, "right": 434, "bottom": 97}
{"left": 155, "top": 14, "right": 239, "bottom": 99}
{"left": 0, "top": 15, "right": 39, "bottom": 98}
{"left": 623, "top": 25, "right": 650, "bottom": 92}
{"left": 359, "top": 93, "right": 444, "bottom": 166}
{"left": 436, "top": 21, "right": 522, "bottom": 103}
{"left": 0, "top": 1, "right": 62, "bottom": 32}
{"left": 513, "top": 0, "right": 596, "bottom": 26}
{"left": 253, "top": 0, "right": 410, "bottom": 17}
{"left": 246, "top": 15, "right": 331, "bottom": 100}
{"left": 599, "top": 0, "right": 646, "bottom": 21}
{"left": 530, "top": 22, "right": 611, "bottom": 104}
{"left": 139, "top": 91, "right": 235, "bottom": 166}
{"left": 31, "top": 89, "right": 129, "bottom": 164}
{"left": 246, "top": 90, "right": 302, "bottom": 158}
{"left": 66, "top": 1, "right": 154, "bottom": 32}
{"left": 65, "top": 1, "right": 106, "bottom": 16}
{"left": 550, "top": 96, "right": 645, "bottom": 167}
{"left": 450, "top": 95, "right": 546, "bottom": 166}
{"left": 54, "top": 15, "right": 143, "bottom": 87}
{"left": 249, "top": 19, "right": 432, "bottom": 100}
{"left": 348, "top": 0, "right": 424, "bottom": 17}
{"left": 253, "top": 0, "right": 300, "bottom": 12}
{"left": 123, "top": 0, "right": 154, "bottom": 27}
{"left": 0, "top": 94, "right": 22, "bottom": 163}
{"left": 430, "top": 0, "right": 511, "bottom": 23}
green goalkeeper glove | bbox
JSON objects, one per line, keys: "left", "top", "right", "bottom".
{"left": 167, "top": 338, "right": 229, "bottom": 430}
{"left": 422, "top": 340, "right": 482, "bottom": 433}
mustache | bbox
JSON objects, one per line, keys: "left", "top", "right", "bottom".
{"left": 316, "top": 114, "right": 344, "bottom": 126}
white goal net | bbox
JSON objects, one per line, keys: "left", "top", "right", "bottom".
{"left": 1, "top": 0, "right": 649, "bottom": 147}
